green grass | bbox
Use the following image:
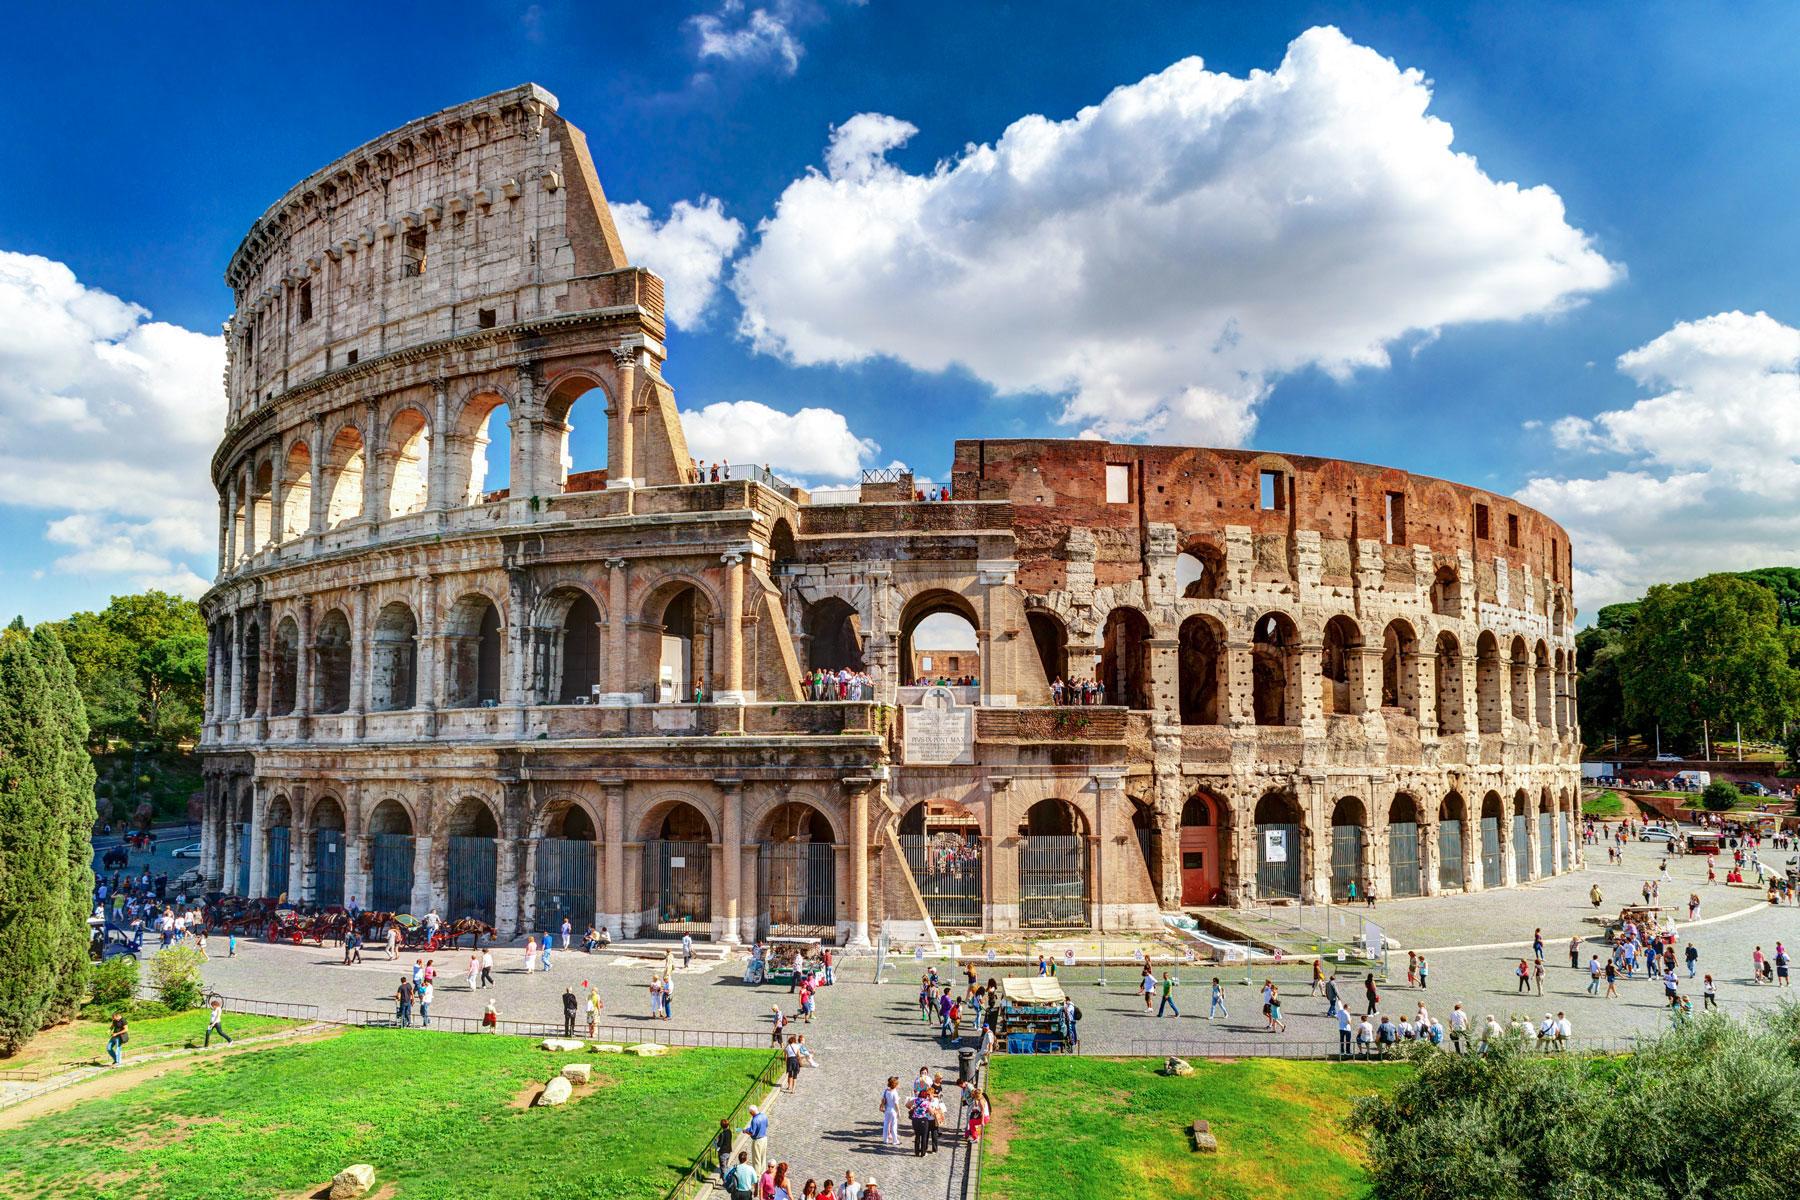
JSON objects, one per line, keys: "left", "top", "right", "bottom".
{"left": 1583, "top": 790, "right": 1624, "bottom": 818}
{"left": 1, "top": 1011, "right": 298, "bottom": 1076}
{"left": 979, "top": 1056, "right": 1404, "bottom": 1200}
{"left": 0, "top": 1028, "right": 770, "bottom": 1200}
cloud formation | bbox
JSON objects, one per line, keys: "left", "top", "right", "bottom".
{"left": 0, "top": 250, "right": 223, "bottom": 597}
{"left": 1518, "top": 310, "right": 1800, "bottom": 611}
{"left": 733, "top": 25, "right": 1621, "bottom": 445}
{"left": 679, "top": 398, "right": 878, "bottom": 481}
{"left": 612, "top": 196, "right": 745, "bottom": 327}
{"left": 689, "top": 1, "right": 807, "bottom": 76}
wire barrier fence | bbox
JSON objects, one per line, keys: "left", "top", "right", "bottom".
{"left": 1126, "top": 1034, "right": 1647, "bottom": 1060}
{"left": 664, "top": 1050, "right": 783, "bottom": 1200}
{"left": 342, "top": 1008, "right": 765, "bottom": 1047}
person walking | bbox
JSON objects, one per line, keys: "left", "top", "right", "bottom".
{"left": 663, "top": 971, "right": 677, "bottom": 1019}
{"left": 1268, "top": 985, "right": 1286, "bottom": 1033}
{"left": 1516, "top": 959, "right": 1531, "bottom": 993}
{"left": 1604, "top": 958, "right": 1618, "bottom": 998}
{"left": 385, "top": 923, "right": 398, "bottom": 961}
{"left": 723, "top": 1152, "right": 757, "bottom": 1200}
{"left": 205, "top": 997, "right": 234, "bottom": 1047}
{"left": 1532, "top": 928, "right": 1544, "bottom": 962}
{"left": 562, "top": 986, "right": 578, "bottom": 1038}
{"left": 560, "top": 917, "right": 572, "bottom": 951}
{"left": 1448, "top": 1003, "right": 1468, "bottom": 1054}
{"left": 879, "top": 1077, "right": 902, "bottom": 1146}
{"left": 782, "top": 1035, "right": 802, "bottom": 1093}
{"left": 1337, "top": 1003, "right": 1353, "bottom": 1057}
{"left": 650, "top": 976, "right": 664, "bottom": 1020}
{"left": 525, "top": 935, "right": 538, "bottom": 975}
{"left": 1156, "top": 971, "right": 1180, "bottom": 1017}
{"left": 1569, "top": 936, "right": 1581, "bottom": 969}
{"left": 396, "top": 976, "right": 414, "bottom": 1026}
{"left": 107, "top": 1011, "right": 129, "bottom": 1065}
{"left": 467, "top": 953, "right": 481, "bottom": 991}
{"left": 1534, "top": 959, "right": 1545, "bottom": 995}
{"left": 909, "top": 1090, "right": 934, "bottom": 1157}
{"left": 683, "top": 931, "right": 694, "bottom": 969}
{"left": 715, "top": 1119, "right": 735, "bottom": 1183}
{"left": 1140, "top": 966, "right": 1156, "bottom": 1012}
{"left": 1209, "top": 977, "right": 1228, "bottom": 1020}
{"left": 1587, "top": 955, "right": 1602, "bottom": 994}
{"left": 1364, "top": 973, "right": 1380, "bottom": 1017}
{"left": 1685, "top": 943, "right": 1699, "bottom": 979}
{"left": 419, "top": 979, "right": 433, "bottom": 1027}
{"left": 1418, "top": 956, "right": 1429, "bottom": 989}
{"left": 1703, "top": 974, "right": 1718, "bottom": 1009}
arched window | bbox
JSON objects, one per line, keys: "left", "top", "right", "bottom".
{"left": 1100, "top": 607, "right": 1151, "bottom": 709}
{"left": 901, "top": 591, "right": 980, "bottom": 686}
{"left": 463, "top": 397, "right": 512, "bottom": 504}
{"left": 535, "top": 587, "right": 602, "bottom": 704}
{"left": 652, "top": 585, "right": 714, "bottom": 702}
{"left": 249, "top": 460, "right": 273, "bottom": 551}
{"left": 312, "top": 609, "right": 352, "bottom": 714}
{"left": 1431, "top": 565, "right": 1461, "bottom": 617}
{"left": 1475, "top": 632, "right": 1503, "bottom": 734}
{"left": 1252, "top": 612, "right": 1300, "bottom": 726}
{"left": 1176, "top": 542, "right": 1224, "bottom": 600}
{"left": 271, "top": 616, "right": 299, "bottom": 715}
{"left": 445, "top": 594, "right": 502, "bottom": 708}
{"left": 1178, "top": 615, "right": 1226, "bottom": 725}
{"left": 543, "top": 376, "right": 610, "bottom": 493}
{"left": 1321, "top": 615, "right": 1361, "bottom": 715}
{"left": 384, "top": 409, "right": 431, "bottom": 518}
{"left": 240, "top": 620, "right": 262, "bottom": 716}
{"left": 1534, "top": 641, "right": 1553, "bottom": 728}
{"left": 280, "top": 441, "right": 312, "bottom": 540}
{"left": 370, "top": 602, "right": 419, "bottom": 711}
{"left": 323, "top": 425, "right": 365, "bottom": 528}
{"left": 1434, "top": 632, "right": 1464, "bottom": 734}
{"left": 806, "top": 597, "right": 866, "bottom": 673}
{"left": 1381, "top": 620, "right": 1418, "bottom": 715}
{"left": 1329, "top": 797, "right": 1366, "bottom": 901}
{"left": 1509, "top": 637, "right": 1531, "bottom": 723}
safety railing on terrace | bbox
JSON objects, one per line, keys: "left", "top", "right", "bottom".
{"left": 1126, "top": 1034, "right": 1646, "bottom": 1060}
{"left": 343, "top": 1008, "right": 765, "bottom": 1047}
{"left": 1240, "top": 894, "right": 1383, "bottom": 957}
{"left": 213, "top": 993, "right": 322, "bottom": 1022}
{"left": 665, "top": 1049, "right": 783, "bottom": 1200}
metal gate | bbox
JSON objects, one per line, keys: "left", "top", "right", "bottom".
{"left": 1480, "top": 816, "right": 1501, "bottom": 888}
{"left": 371, "top": 833, "right": 414, "bottom": 913}
{"left": 1389, "top": 821, "right": 1421, "bottom": 898}
{"left": 1330, "top": 825, "right": 1363, "bottom": 901}
{"left": 447, "top": 836, "right": 497, "bottom": 924}
{"left": 266, "top": 826, "right": 290, "bottom": 899}
{"left": 1256, "top": 823, "right": 1301, "bottom": 899}
{"left": 236, "top": 827, "right": 249, "bottom": 895}
{"left": 314, "top": 829, "right": 345, "bottom": 907}
{"left": 1560, "top": 813, "right": 1572, "bottom": 870}
{"left": 1513, "top": 817, "right": 1530, "bottom": 881}
{"left": 899, "top": 833, "right": 982, "bottom": 928}
{"left": 535, "top": 838, "right": 596, "bottom": 933}
{"left": 1438, "top": 820, "right": 1465, "bottom": 891}
{"left": 1538, "top": 814, "right": 1554, "bottom": 877}
{"left": 759, "top": 843, "right": 837, "bottom": 938}
{"left": 1019, "top": 835, "right": 1088, "bottom": 926}
{"left": 643, "top": 839, "right": 710, "bottom": 939}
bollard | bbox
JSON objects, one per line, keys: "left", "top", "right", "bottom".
{"left": 958, "top": 1046, "right": 976, "bottom": 1084}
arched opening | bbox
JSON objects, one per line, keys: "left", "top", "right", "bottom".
{"left": 462, "top": 396, "right": 513, "bottom": 504}
{"left": 534, "top": 587, "right": 602, "bottom": 704}
{"left": 1534, "top": 641, "right": 1553, "bottom": 728}
{"left": 312, "top": 796, "right": 346, "bottom": 907}
{"left": 1479, "top": 791, "right": 1504, "bottom": 888}
{"left": 760, "top": 802, "right": 838, "bottom": 938}
{"left": 1381, "top": 620, "right": 1419, "bottom": 715}
{"left": 367, "top": 798, "right": 414, "bottom": 913}
{"left": 1509, "top": 637, "right": 1531, "bottom": 724}
{"left": 240, "top": 620, "right": 262, "bottom": 717}
{"left": 1553, "top": 649, "right": 1570, "bottom": 734}
{"left": 264, "top": 796, "right": 292, "bottom": 900}
{"left": 652, "top": 585, "right": 713, "bottom": 702}
{"left": 902, "top": 592, "right": 981, "bottom": 686}
{"left": 897, "top": 802, "right": 983, "bottom": 928}
{"left": 1434, "top": 632, "right": 1464, "bottom": 735}
{"left": 1431, "top": 565, "right": 1462, "bottom": 618}
{"left": 1538, "top": 789, "right": 1555, "bottom": 878}
{"left": 536, "top": 802, "right": 598, "bottom": 933}
{"left": 230, "top": 491, "right": 247, "bottom": 563}
{"left": 1438, "top": 792, "right": 1467, "bottom": 891}
{"left": 384, "top": 408, "right": 431, "bottom": 518}
{"left": 1253, "top": 791, "right": 1303, "bottom": 899}
{"left": 249, "top": 460, "right": 273, "bottom": 551}
{"left": 1100, "top": 607, "right": 1151, "bottom": 709}
{"left": 323, "top": 425, "right": 365, "bottom": 528}
{"left": 1475, "top": 632, "right": 1503, "bottom": 734}
{"left": 1179, "top": 791, "right": 1226, "bottom": 906}
{"left": 1512, "top": 790, "right": 1531, "bottom": 881}
{"left": 643, "top": 801, "right": 713, "bottom": 939}
{"left": 1320, "top": 615, "right": 1361, "bottom": 716}
{"left": 805, "top": 597, "right": 865, "bottom": 674}
{"left": 280, "top": 441, "right": 312, "bottom": 540}
{"left": 1178, "top": 615, "right": 1226, "bottom": 725}
{"left": 312, "top": 609, "right": 351, "bottom": 715}
{"left": 1018, "top": 799, "right": 1089, "bottom": 926}
{"left": 445, "top": 594, "right": 502, "bottom": 708}
{"left": 1026, "top": 610, "right": 1068, "bottom": 692}
{"left": 1329, "top": 797, "right": 1367, "bottom": 901}
{"left": 1552, "top": 592, "right": 1567, "bottom": 638}
{"left": 1130, "top": 798, "right": 1162, "bottom": 899}
{"left": 542, "top": 376, "right": 610, "bottom": 494}
{"left": 370, "top": 601, "right": 418, "bottom": 712}
{"left": 768, "top": 518, "right": 799, "bottom": 571}
{"left": 1176, "top": 542, "right": 1225, "bottom": 600}
{"left": 271, "top": 616, "right": 299, "bottom": 716}
{"left": 1559, "top": 787, "right": 1574, "bottom": 871}
{"left": 1388, "top": 794, "right": 1422, "bottom": 898}
{"left": 445, "top": 797, "right": 499, "bottom": 925}
{"left": 1252, "top": 612, "right": 1300, "bottom": 726}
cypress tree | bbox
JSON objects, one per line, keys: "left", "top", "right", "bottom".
{"left": 0, "top": 633, "right": 62, "bottom": 1053}
{"left": 35, "top": 627, "right": 94, "bottom": 1022}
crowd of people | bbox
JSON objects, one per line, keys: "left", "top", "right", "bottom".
{"left": 1048, "top": 677, "right": 1107, "bottom": 705}
{"left": 906, "top": 674, "right": 979, "bottom": 688}
{"left": 805, "top": 668, "right": 875, "bottom": 701}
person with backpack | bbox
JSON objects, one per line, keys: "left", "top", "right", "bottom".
{"left": 722, "top": 1151, "right": 757, "bottom": 1200}
{"left": 107, "top": 1012, "right": 129, "bottom": 1066}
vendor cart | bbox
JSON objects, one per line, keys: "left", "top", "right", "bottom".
{"left": 996, "top": 976, "right": 1069, "bottom": 1054}
{"left": 754, "top": 936, "right": 824, "bottom": 986}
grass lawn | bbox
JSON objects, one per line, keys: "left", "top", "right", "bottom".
{"left": 1, "top": 1011, "right": 300, "bottom": 1077}
{"left": 979, "top": 1056, "right": 1404, "bottom": 1200}
{"left": 1583, "top": 790, "right": 1624, "bottom": 818}
{"left": 0, "top": 1028, "right": 770, "bottom": 1200}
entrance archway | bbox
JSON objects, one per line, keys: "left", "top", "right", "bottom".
{"left": 1388, "top": 794, "right": 1423, "bottom": 898}
{"left": 1100, "top": 608, "right": 1150, "bottom": 709}
{"left": 1329, "top": 797, "right": 1366, "bottom": 901}
{"left": 367, "top": 799, "right": 414, "bottom": 913}
{"left": 897, "top": 802, "right": 983, "bottom": 928}
{"left": 445, "top": 798, "right": 499, "bottom": 925}
{"left": 1538, "top": 790, "right": 1555, "bottom": 878}
{"left": 272, "top": 617, "right": 299, "bottom": 716}
{"left": 1018, "top": 799, "right": 1089, "bottom": 927}
{"left": 643, "top": 802, "right": 713, "bottom": 939}
{"left": 759, "top": 803, "right": 837, "bottom": 938}
{"left": 265, "top": 796, "right": 293, "bottom": 900}
{"left": 1254, "top": 791, "right": 1302, "bottom": 898}
{"left": 1179, "top": 791, "right": 1225, "bottom": 906}
{"left": 312, "top": 796, "right": 346, "bottom": 907}
{"left": 805, "top": 598, "right": 865, "bottom": 673}
{"left": 535, "top": 803, "right": 597, "bottom": 933}
{"left": 1438, "top": 792, "right": 1467, "bottom": 891}
{"left": 534, "top": 587, "right": 602, "bottom": 704}
{"left": 1512, "top": 790, "right": 1531, "bottom": 881}
{"left": 1480, "top": 792, "right": 1504, "bottom": 888}
{"left": 652, "top": 586, "right": 712, "bottom": 703}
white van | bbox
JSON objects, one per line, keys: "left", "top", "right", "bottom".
{"left": 1673, "top": 770, "right": 1711, "bottom": 790}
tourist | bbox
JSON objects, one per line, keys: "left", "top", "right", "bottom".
{"left": 481, "top": 947, "right": 495, "bottom": 988}
{"left": 651, "top": 976, "right": 664, "bottom": 1019}
{"left": 586, "top": 983, "right": 602, "bottom": 1036}
{"left": 1449, "top": 1003, "right": 1468, "bottom": 1053}
{"left": 770, "top": 1004, "right": 787, "bottom": 1046}
{"left": 683, "top": 931, "right": 695, "bottom": 969}
{"left": 1268, "top": 985, "right": 1286, "bottom": 1033}
{"left": 723, "top": 1152, "right": 757, "bottom": 1200}
{"left": 664, "top": 970, "right": 676, "bottom": 1019}
{"left": 715, "top": 1120, "right": 735, "bottom": 1181}
{"left": 1142, "top": 966, "right": 1158, "bottom": 1012}
{"left": 783, "top": 1035, "right": 802, "bottom": 1092}
{"left": 1406, "top": 951, "right": 1418, "bottom": 987}
{"left": 205, "top": 997, "right": 234, "bottom": 1047}
{"left": 1156, "top": 971, "right": 1180, "bottom": 1017}
{"left": 743, "top": 1105, "right": 770, "bottom": 1172}
{"left": 1532, "top": 928, "right": 1544, "bottom": 962}
{"left": 1480, "top": 1014, "right": 1503, "bottom": 1053}
{"left": 561, "top": 917, "right": 572, "bottom": 951}
{"left": 395, "top": 975, "right": 414, "bottom": 1026}
{"left": 541, "top": 933, "right": 553, "bottom": 971}
{"left": 1604, "top": 958, "right": 1618, "bottom": 998}
{"left": 419, "top": 978, "right": 433, "bottom": 1027}
{"left": 525, "top": 935, "right": 538, "bottom": 974}
{"left": 1515, "top": 959, "right": 1531, "bottom": 993}
{"left": 467, "top": 953, "right": 481, "bottom": 991}
{"left": 1323, "top": 972, "right": 1340, "bottom": 1016}
{"left": 1702, "top": 975, "right": 1718, "bottom": 1009}
{"left": 106, "top": 1011, "right": 128, "bottom": 1066}
{"left": 1364, "top": 973, "right": 1380, "bottom": 1017}
{"left": 879, "top": 1076, "right": 902, "bottom": 1146}
{"left": 483, "top": 1000, "right": 499, "bottom": 1031}
{"left": 562, "top": 986, "right": 578, "bottom": 1038}
{"left": 1569, "top": 936, "right": 1581, "bottom": 969}
{"left": 1337, "top": 1003, "right": 1353, "bottom": 1056}
{"left": 1418, "top": 956, "right": 1430, "bottom": 989}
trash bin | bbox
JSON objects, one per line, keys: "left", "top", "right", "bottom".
{"left": 958, "top": 1046, "right": 976, "bottom": 1082}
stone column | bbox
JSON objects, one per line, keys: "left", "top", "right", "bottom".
{"left": 1421, "top": 820, "right": 1440, "bottom": 897}
{"left": 427, "top": 379, "right": 451, "bottom": 515}
{"left": 609, "top": 347, "right": 637, "bottom": 488}
{"left": 505, "top": 569, "right": 530, "bottom": 710}
{"left": 266, "top": 438, "right": 284, "bottom": 549}
{"left": 347, "top": 835, "right": 371, "bottom": 911}
{"left": 308, "top": 417, "right": 326, "bottom": 536}
{"left": 294, "top": 601, "right": 314, "bottom": 723}
{"left": 349, "top": 584, "right": 368, "bottom": 736}
{"left": 216, "top": 494, "right": 229, "bottom": 577}
{"left": 1524, "top": 806, "right": 1541, "bottom": 881}
{"left": 361, "top": 399, "right": 382, "bottom": 526}
{"left": 1463, "top": 811, "right": 1480, "bottom": 890}
{"left": 602, "top": 782, "right": 626, "bottom": 938}
{"left": 410, "top": 835, "right": 434, "bottom": 914}
{"left": 1500, "top": 809, "right": 1519, "bottom": 887}
{"left": 248, "top": 785, "right": 268, "bottom": 898}
{"left": 717, "top": 779, "right": 743, "bottom": 944}
{"left": 716, "top": 551, "right": 748, "bottom": 703}
{"left": 222, "top": 786, "right": 242, "bottom": 895}
{"left": 255, "top": 604, "right": 273, "bottom": 736}
{"left": 516, "top": 838, "right": 537, "bottom": 937}
{"left": 288, "top": 789, "right": 308, "bottom": 900}
{"left": 600, "top": 558, "right": 632, "bottom": 703}
{"left": 417, "top": 574, "right": 440, "bottom": 730}
{"left": 846, "top": 777, "right": 872, "bottom": 947}
{"left": 229, "top": 609, "right": 246, "bottom": 721}
{"left": 1549, "top": 798, "right": 1564, "bottom": 876}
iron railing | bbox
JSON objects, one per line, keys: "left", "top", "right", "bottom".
{"left": 664, "top": 1049, "right": 783, "bottom": 1199}
{"left": 343, "top": 1008, "right": 764, "bottom": 1047}
{"left": 212, "top": 994, "right": 321, "bottom": 1021}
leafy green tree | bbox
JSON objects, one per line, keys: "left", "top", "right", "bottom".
{"left": 147, "top": 944, "right": 207, "bottom": 1011}
{"left": 1621, "top": 574, "right": 1799, "bottom": 749}
{"left": 1702, "top": 780, "right": 1741, "bottom": 812}
{"left": 87, "top": 955, "right": 138, "bottom": 1009}
{"left": 53, "top": 590, "right": 206, "bottom": 746}
{"left": 1574, "top": 625, "right": 1627, "bottom": 750}
{"left": 1738, "top": 566, "right": 1800, "bottom": 628}
{"left": 34, "top": 627, "right": 96, "bottom": 1023}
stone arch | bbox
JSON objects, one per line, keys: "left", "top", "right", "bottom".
{"left": 383, "top": 406, "right": 431, "bottom": 518}
{"left": 1026, "top": 609, "right": 1068, "bottom": 691}
{"left": 768, "top": 517, "right": 799, "bottom": 570}
{"left": 264, "top": 794, "right": 294, "bottom": 899}
{"left": 450, "top": 388, "right": 514, "bottom": 505}
{"left": 1178, "top": 613, "right": 1227, "bottom": 725}
{"left": 1388, "top": 792, "right": 1424, "bottom": 898}
{"left": 1179, "top": 788, "right": 1227, "bottom": 906}
{"left": 1475, "top": 631, "right": 1503, "bottom": 734}
{"left": 636, "top": 795, "right": 717, "bottom": 843}
{"left": 1320, "top": 614, "right": 1362, "bottom": 715}
{"left": 1434, "top": 631, "right": 1464, "bottom": 734}
{"left": 1479, "top": 790, "right": 1505, "bottom": 888}
{"left": 272, "top": 615, "right": 299, "bottom": 715}
{"left": 239, "top": 617, "right": 262, "bottom": 717}
{"left": 322, "top": 422, "right": 365, "bottom": 528}
{"left": 1329, "top": 795, "right": 1368, "bottom": 901}
{"left": 444, "top": 591, "right": 503, "bottom": 708}
{"left": 638, "top": 794, "right": 715, "bottom": 938}
{"left": 760, "top": 799, "right": 840, "bottom": 935}
{"left": 805, "top": 596, "right": 865, "bottom": 673}
{"left": 532, "top": 584, "right": 604, "bottom": 704}
{"left": 312, "top": 607, "right": 352, "bottom": 714}
{"left": 1176, "top": 540, "right": 1225, "bottom": 600}
{"left": 901, "top": 589, "right": 982, "bottom": 686}
{"left": 367, "top": 796, "right": 416, "bottom": 835}
{"left": 1380, "top": 618, "right": 1419, "bottom": 714}
{"left": 1018, "top": 798, "right": 1090, "bottom": 926}
{"left": 541, "top": 370, "right": 611, "bottom": 493}
{"left": 1251, "top": 611, "right": 1301, "bottom": 726}
{"left": 280, "top": 439, "right": 312, "bottom": 540}
{"left": 370, "top": 600, "right": 419, "bottom": 712}
{"left": 534, "top": 793, "right": 599, "bottom": 934}
{"left": 642, "top": 577, "right": 718, "bottom": 702}
{"left": 1509, "top": 636, "right": 1532, "bottom": 723}
{"left": 310, "top": 794, "right": 348, "bottom": 908}
{"left": 758, "top": 795, "right": 843, "bottom": 845}
{"left": 1533, "top": 640, "right": 1553, "bottom": 728}
{"left": 1252, "top": 790, "right": 1304, "bottom": 899}
{"left": 1438, "top": 790, "right": 1467, "bottom": 890}
{"left": 249, "top": 459, "right": 273, "bottom": 550}
{"left": 1431, "top": 564, "right": 1462, "bottom": 618}
{"left": 1100, "top": 606, "right": 1151, "bottom": 709}
{"left": 1511, "top": 788, "right": 1533, "bottom": 881}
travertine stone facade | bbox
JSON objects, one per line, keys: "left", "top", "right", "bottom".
{"left": 199, "top": 86, "right": 1582, "bottom": 945}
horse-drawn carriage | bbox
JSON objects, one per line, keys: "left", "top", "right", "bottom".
{"left": 264, "top": 906, "right": 349, "bottom": 946}
{"left": 385, "top": 913, "right": 496, "bottom": 950}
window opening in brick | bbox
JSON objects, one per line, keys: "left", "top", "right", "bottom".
{"left": 403, "top": 228, "right": 428, "bottom": 277}
{"left": 1507, "top": 513, "right": 1520, "bottom": 548}
{"left": 1104, "top": 464, "right": 1131, "bottom": 504}
{"left": 346, "top": 349, "right": 358, "bottom": 365}
{"left": 1474, "top": 502, "right": 1490, "bottom": 540}
{"left": 478, "top": 307, "right": 497, "bottom": 329}
{"left": 298, "top": 281, "right": 313, "bottom": 324}
{"left": 1384, "top": 491, "right": 1406, "bottom": 545}
{"left": 1259, "top": 470, "right": 1286, "bottom": 511}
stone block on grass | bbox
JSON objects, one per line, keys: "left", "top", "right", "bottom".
{"left": 540, "top": 1038, "right": 584, "bottom": 1052}
{"left": 627, "top": 1042, "right": 668, "bottom": 1056}
{"left": 329, "top": 1164, "right": 375, "bottom": 1199}
{"left": 562, "top": 1063, "right": 592, "bottom": 1083}
{"left": 539, "top": 1076, "right": 573, "bottom": 1106}
{"left": 589, "top": 1042, "right": 625, "bottom": 1053}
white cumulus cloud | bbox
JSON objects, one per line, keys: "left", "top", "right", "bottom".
{"left": 732, "top": 25, "right": 1621, "bottom": 445}
{"left": 1517, "top": 310, "right": 1800, "bottom": 611}
{"left": 612, "top": 196, "right": 745, "bottom": 328}
{"left": 0, "top": 250, "right": 224, "bottom": 597}
{"left": 679, "top": 399, "right": 877, "bottom": 481}
{"left": 689, "top": 0, "right": 806, "bottom": 75}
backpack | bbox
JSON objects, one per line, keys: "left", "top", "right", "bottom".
{"left": 1073, "top": 1006, "right": 1083, "bottom": 1021}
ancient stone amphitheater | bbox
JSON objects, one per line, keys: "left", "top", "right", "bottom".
{"left": 198, "top": 84, "right": 1582, "bottom": 944}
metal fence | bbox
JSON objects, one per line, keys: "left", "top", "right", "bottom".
{"left": 343, "top": 1008, "right": 766, "bottom": 1048}
{"left": 1240, "top": 896, "right": 1383, "bottom": 957}
{"left": 213, "top": 993, "right": 322, "bottom": 1021}
{"left": 447, "top": 835, "right": 497, "bottom": 924}
{"left": 535, "top": 837, "right": 597, "bottom": 933}
{"left": 644, "top": 839, "right": 711, "bottom": 939}
{"left": 759, "top": 842, "right": 836, "bottom": 937}
{"left": 665, "top": 1050, "right": 784, "bottom": 1200}
{"left": 1019, "top": 835, "right": 1087, "bottom": 927}
{"left": 371, "top": 833, "right": 414, "bottom": 913}
{"left": 1127, "top": 1034, "right": 1647, "bottom": 1060}
{"left": 266, "top": 827, "right": 290, "bottom": 900}
{"left": 315, "top": 828, "right": 346, "bottom": 906}
{"left": 1390, "top": 820, "right": 1422, "bottom": 897}
{"left": 899, "top": 833, "right": 983, "bottom": 928}
{"left": 1439, "top": 819, "right": 1465, "bottom": 890}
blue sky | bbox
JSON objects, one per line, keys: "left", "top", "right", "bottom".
{"left": 1, "top": 1, "right": 1796, "bottom": 624}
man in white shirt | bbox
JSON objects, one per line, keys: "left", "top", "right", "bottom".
{"left": 1355, "top": 1016, "right": 1374, "bottom": 1059}
{"left": 1448, "top": 1003, "right": 1469, "bottom": 1054}
{"left": 1554, "top": 1011, "right": 1572, "bottom": 1050}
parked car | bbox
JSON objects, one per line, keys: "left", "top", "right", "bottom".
{"left": 171, "top": 842, "right": 203, "bottom": 859}
{"left": 1640, "top": 826, "right": 1677, "bottom": 842}
{"left": 1656, "top": 753, "right": 1683, "bottom": 762}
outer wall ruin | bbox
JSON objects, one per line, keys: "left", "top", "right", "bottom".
{"left": 199, "top": 84, "right": 1583, "bottom": 946}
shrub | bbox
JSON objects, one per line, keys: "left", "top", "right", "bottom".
{"left": 1702, "top": 781, "right": 1741, "bottom": 812}
{"left": 146, "top": 945, "right": 207, "bottom": 1011}
{"left": 89, "top": 955, "right": 138, "bottom": 1007}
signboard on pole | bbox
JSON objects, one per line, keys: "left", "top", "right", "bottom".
{"left": 1264, "top": 829, "right": 1288, "bottom": 863}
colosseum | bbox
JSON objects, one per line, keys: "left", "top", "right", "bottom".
{"left": 197, "top": 84, "right": 1583, "bottom": 946}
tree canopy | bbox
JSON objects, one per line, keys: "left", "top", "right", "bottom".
{"left": 52, "top": 590, "right": 206, "bottom": 746}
